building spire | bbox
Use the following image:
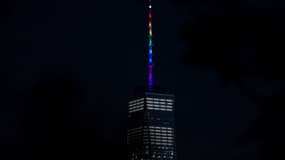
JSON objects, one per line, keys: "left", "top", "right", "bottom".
{"left": 148, "top": 0, "right": 154, "bottom": 90}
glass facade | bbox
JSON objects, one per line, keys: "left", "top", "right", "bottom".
{"left": 128, "top": 92, "right": 176, "bottom": 160}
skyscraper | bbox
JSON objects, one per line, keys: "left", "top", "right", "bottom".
{"left": 127, "top": 1, "right": 176, "bottom": 159}
{"left": 128, "top": 89, "right": 176, "bottom": 160}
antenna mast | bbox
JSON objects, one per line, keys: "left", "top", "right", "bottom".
{"left": 148, "top": 0, "right": 154, "bottom": 90}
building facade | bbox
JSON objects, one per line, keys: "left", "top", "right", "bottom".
{"left": 127, "top": 90, "right": 176, "bottom": 160}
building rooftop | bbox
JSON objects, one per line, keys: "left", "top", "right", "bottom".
{"left": 131, "top": 86, "right": 174, "bottom": 99}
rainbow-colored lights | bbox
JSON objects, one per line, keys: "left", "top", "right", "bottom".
{"left": 148, "top": 0, "right": 154, "bottom": 90}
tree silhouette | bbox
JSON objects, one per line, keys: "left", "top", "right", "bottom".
{"left": 175, "top": 0, "right": 285, "bottom": 159}
{"left": 17, "top": 71, "right": 81, "bottom": 159}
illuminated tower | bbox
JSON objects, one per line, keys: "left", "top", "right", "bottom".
{"left": 127, "top": 1, "right": 176, "bottom": 160}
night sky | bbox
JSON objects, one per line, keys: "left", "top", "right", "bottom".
{"left": 1, "top": 0, "right": 284, "bottom": 160}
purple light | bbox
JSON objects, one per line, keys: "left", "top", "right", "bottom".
{"left": 148, "top": 65, "right": 153, "bottom": 90}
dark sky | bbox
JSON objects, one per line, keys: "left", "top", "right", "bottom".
{"left": 0, "top": 0, "right": 284, "bottom": 160}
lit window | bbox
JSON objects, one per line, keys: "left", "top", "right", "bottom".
{"left": 147, "top": 100, "right": 153, "bottom": 104}
{"left": 147, "top": 104, "right": 153, "bottom": 107}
